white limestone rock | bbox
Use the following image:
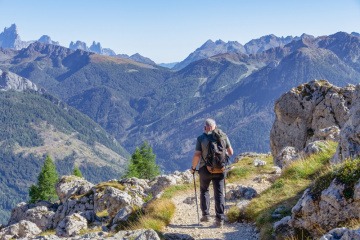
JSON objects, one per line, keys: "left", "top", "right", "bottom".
{"left": 270, "top": 80, "right": 354, "bottom": 166}
{"left": 56, "top": 175, "right": 94, "bottom": 203}
{"left": 94, "top": 186, "right": 132, "bottom": 219}
{"left": 333, "top": 85, "right": 360, "bottom": 163}
{"left": 289, "top": 179, "right": 360, "bottom": 238}
{"left": 7, "top": 201, "right": 56, "bottom": 231}
{"left": 0, "top": 220, "right": 41, "bottom": 240}
{"left": 55, "top": 213, "right": 87, "bottom": 237}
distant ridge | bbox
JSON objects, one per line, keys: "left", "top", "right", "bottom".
{"left": 172, "top": 39, "right": 245, "bottom": 70}
{"left": 173, "top": 34, "right": 299, "bottom": 70}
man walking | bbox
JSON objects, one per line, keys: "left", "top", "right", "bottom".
{"left": 191, "top": 118, "right": 233, "bottom": 227}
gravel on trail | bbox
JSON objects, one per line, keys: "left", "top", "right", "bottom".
{"left": 163, "top": 187, "right": 260, "bottom": 240}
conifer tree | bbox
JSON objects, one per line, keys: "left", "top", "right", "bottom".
{"left": 73, "top": 165, "right": 83, "bottom": 178}
{"left": 124, "top": 141, "right": 160, "bottom": 180}
{"left": 29, "top": 155, "right": 59, "bottom": 203}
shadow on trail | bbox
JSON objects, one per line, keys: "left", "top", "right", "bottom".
{"left": 166, "top": 223, "right": 214, "bottom": 229}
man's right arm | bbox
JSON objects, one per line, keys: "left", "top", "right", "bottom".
{"left": 191, "top": 151, "right": 201, "bottom": 174}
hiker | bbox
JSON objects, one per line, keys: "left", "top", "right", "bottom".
{"left": 191, "top": 118, "right": 234, "bottom": 227}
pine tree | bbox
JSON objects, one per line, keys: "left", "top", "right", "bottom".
{"left": 29, "top": 155, "right": 59, "bottom": 203}
{"left": 73, "top": 165, "right": 83, "bottom": 178}
{"left": 124, "top": 141, "right": 160, "bottom": 179}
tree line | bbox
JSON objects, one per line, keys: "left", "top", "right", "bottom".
{"left": 29, "top": 141, "right": 160, "bottom": 203}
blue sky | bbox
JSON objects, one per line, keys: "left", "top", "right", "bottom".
{"left": 1, "top": 0, "right": 359, "bottom": 63}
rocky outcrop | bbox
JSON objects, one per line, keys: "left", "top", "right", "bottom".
{"left": 56, "top": 176, "right": 94, "bottom": 203}
{"left": 274, "top": 178, "right": 360, "bottom": 238}
{"left": 270, "top": 80, "right": 354, "bottom": 167}
{"left": 3, "top": 170, "right": 193, "bottom": 239}
{"left": 333, "top": 85, "right": 360, "bottom": 163}
{"left": 55, "top": 213, "right": 87, "bottom": 237}
{"left": 320, "top": 227, "right": 360, "bottom": 240}
{"left": 0, "top": 220, "right": 41, "bottom": 240}
{"left": 0, "top": 69, "right": 39, "bottom": 92}
{"left": 8, "top": 201, "right": 57, "bottom": 231}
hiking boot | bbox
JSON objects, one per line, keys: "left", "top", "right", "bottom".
{"left": 215, "top": 219, "right": 224, "bottom": 228}
{"left": 200, "top": 215, "right": 210, "bottom": 222}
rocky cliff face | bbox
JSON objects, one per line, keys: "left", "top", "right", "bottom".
{"left": 271, "top": 80, "right": 360, "bottom": 239}
{"left": 270, "top": 80, "right": 354, "bottom": 167}
{"left": 333, "top": 84, "right": 360, "bottom": 163}
{"left": 0, "top": 69, "right": 39, "bottom": 92}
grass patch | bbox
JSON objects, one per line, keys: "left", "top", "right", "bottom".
{"left": 38, "top": 229, "right": 56, "bottom": 236}
{"left": 144, "top": 199, "right": 175, "bottom": 225}
{"left": 241, "top": 141, "right": 337, "bottom": 240}
{"left": 227, "top": 155, "right": 274, "bottom": 183}
{"left": 96, "top": 209, "right": 109, "bottom": 218}
{"left": 227, "top": 205, "right": 241, "bottom": 223}
{"left": 95, "top": 181, "right": 125, "bottom": 192}
{"left": 339, "top": 218, "right": 360, "bottom": 230}
{"left": 310, "top": 158, "right": 360, "bottom": 200}
{"left": 161, "top": 184, "right": 193, "bottom": 199}
{"left": 122, "top": 199, "right": 175, "bottom": 232}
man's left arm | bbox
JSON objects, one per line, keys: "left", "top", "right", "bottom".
{"left": 226, "top": 137, "right": 234, "bottom": 156}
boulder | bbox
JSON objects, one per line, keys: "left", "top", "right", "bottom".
{"left": 253, "top": 158, "right": 267, "bottom": 167}
{"left": 94, "top": 187, "right": 132, "bottom": 219}
{"left": 148, "top": 175, "right": 178, "bottom": 198}
{"left": 108, "top": 229, "right": 160, "bottom": 240}
{"left": 270, "top": 80, "right": 354, "bottom": 165}
{"left": 304, "top": 140, "right": 329, "bottom": 155}
{"left": 7, "top": 201, "right": 56, "bottom": 231}
{"left": 275, "top": 146, "right": 300, "bottom": 168}
{"left": 112, "top": 205, "right": 133, "bottom": 225}
{"left": 289, "top": 179, "right": 360, "bottom": 238}
{"left": 320, "top": 227, "right": 360, "bottom": 240}
{"left": 56, "top": 175, "right": 94, "bottom": 203}
{"left": 225, "top": 185, "right": 257, "bottom": 200}
{"left": 171, "top": 170, "right": 193, "bottom": 184}
{"left": 55, "top": 213, "right": 87, "bottom": 237}
{"left": 0, "top": 220, "right": 41, "bottom": 239}
{"left": 52, "top": 194, "right": 96, "bottom": 227}
{"left": 273, "top": 216, "right": 294, "bottom": 239}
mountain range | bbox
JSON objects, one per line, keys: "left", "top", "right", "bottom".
{"left": 1, "top": 24, "right": 360, "bottom": 223}
{"left": 0, "top": 68, "right": 129, "bottom": 223}
{"left": 0, "top": 24, "right": 155, "bottom": 65}
{"left": 1, "top": 29, "right": 360, "bottom": 171}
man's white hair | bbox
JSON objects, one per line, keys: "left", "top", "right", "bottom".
{"left": 205, "top": 118, "right": 216, "bottom": 127}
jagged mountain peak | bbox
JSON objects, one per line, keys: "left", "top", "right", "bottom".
{"left": 244, "top": 34, "right": 299, "bottom": 55}
{"left": 4, "top": 23, "right": 18, "bottom": 34}
{"left": 173, "top": 39, "right": 245, "bottom": 70}
{"left": 0, "top": 23, "right": 31, "bottom": 50}
{"left": 37, "top": 35, "right": 60, "bottom": 46}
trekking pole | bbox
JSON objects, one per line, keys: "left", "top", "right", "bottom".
{"left": 193, "top": 171, "right": 200, "bottom": 226}
{"left": 224, "top": 170, "right": 227, "bottom": 214}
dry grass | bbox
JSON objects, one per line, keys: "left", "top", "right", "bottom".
{"left": 126, "top": 198, "right": 175, "bottom": 232}
{"left": 227, "top": 155, "right": 274, "bottom": 183}
{"left": 95, "top": 181, "right": 125, "bottom": 192}
{"left": 238, "top": 141, "right": 338, "bottom": 239}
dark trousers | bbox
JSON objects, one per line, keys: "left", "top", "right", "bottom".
{"left": 199, "top": 166, "right": 225, "bottom": 220}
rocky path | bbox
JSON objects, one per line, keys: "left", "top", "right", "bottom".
{"left": 163, "top": 174, "right": 272, "bottom": 240}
